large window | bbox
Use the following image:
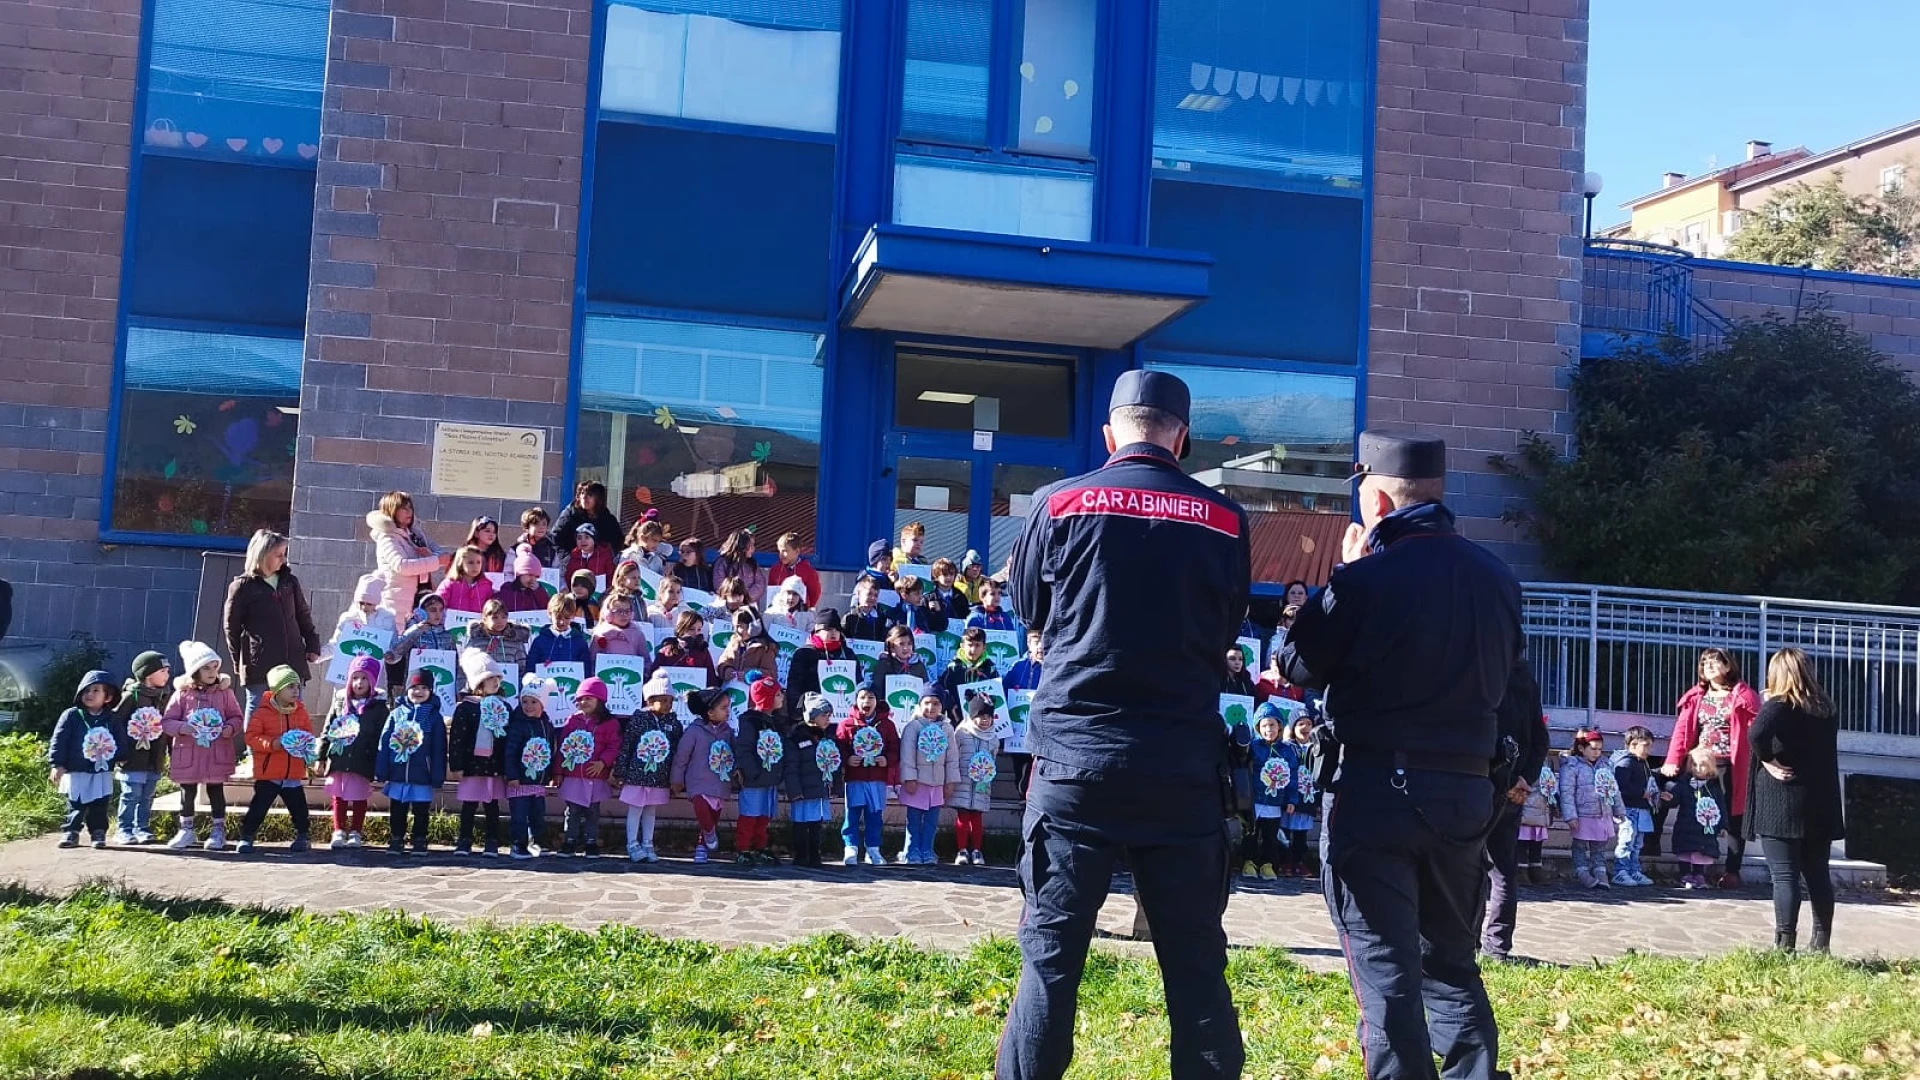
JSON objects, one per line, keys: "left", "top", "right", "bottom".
{"left": 578, "top": 316, "right": 826, "bottom": 550}
{"left": 1153, "top": 0, "right": 1369, "bottom": 191}
{"left": 110, "top": 327, "right": 300, "bottom": 537}
{"left": 894, "top": 0, "right": 1097, "bottom": 240}
{"left": 600, "top": 0, "right": 843, "bottom": 134}
{"left": 1145, "top": 361, "right": 1355, "bottom": 585}
{"left": 141, "top": 0, "right": 329, "bottom": 162}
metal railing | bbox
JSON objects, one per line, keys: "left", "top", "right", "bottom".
{"left": 1582, "top": 239, "right": 1729, "bottom": 354}
{"left": 1524, "top": 583, "right": 1920, "bottom": 737}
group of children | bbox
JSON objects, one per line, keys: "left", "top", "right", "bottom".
{"left": 1520, "top": 725, "right": 1733, "bottom": 889}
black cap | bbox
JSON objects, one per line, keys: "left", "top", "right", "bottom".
{"left": 1108, "top": 370, "right": 1193, "bottom": 459}
{"left": 1354, "top": 431, "right": 1447, "bottom": 481}
{"left": 813, "top": 607, "right": 843, "bottom": 633}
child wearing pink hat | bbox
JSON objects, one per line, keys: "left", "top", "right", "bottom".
{"left": 318, "top": 654, "right": 387, "bottom": 848}
{"left": 554, "top": 676, "right": 619, "bottom": 857}
{"left": 495, "top": 550, "right": 551, "bottom": 614}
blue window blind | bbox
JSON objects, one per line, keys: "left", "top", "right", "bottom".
{"left": 607, "top": 0, "right": 839, "bottom": 30}
{"left": 1013, "top": 0, "right": 1096, "bottom": 157}
{"left": 128, "top": 155, "right": 316, "bottom": 329}
{"left": 587, "top": 123, "right": 834, "bottom": 321}
{"left": 124, "top": 326, "right": 302, "bottom": 396}
{"left": 900, "top": 0, "right": 993, "bottom": 146}
{"left": 601, "top": 0, "right": 843, "bottom": 134}
{"left": 582, "top": 316, "right": 825, "bottom": 438}
{"left": 1149, "top": 179, "right": 1361, "bottom": 363}
{"left": 1153, "top": 0, "right": 1368, "bottom": 189}
{"left": 142, "top": 0, "right": 329, "bottom": 163}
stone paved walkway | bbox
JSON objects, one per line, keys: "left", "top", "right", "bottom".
{"left": 3, "top": 840, "right": 1916, "bottom": 971}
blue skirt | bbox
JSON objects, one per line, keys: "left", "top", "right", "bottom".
{"left": 844, "top": 780, "right": 887, "bottom": 813}
{"left": 738, "top": 786, "right": 779, "bottom": 817}
{"left": 386, "top": 782, "right": 434, "bottom": 804}
{"left": 790, "top": 797, "right": 830, "bottom": 823}
{"left": 1281, "top": 811, "right": 1315, "bottom": 832}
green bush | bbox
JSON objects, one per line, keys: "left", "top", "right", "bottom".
{"left": 0, "top": 734, "right": 65, "bottom": 842}
{"left": 7, "top": 634, "right": 109, "bottom": 738}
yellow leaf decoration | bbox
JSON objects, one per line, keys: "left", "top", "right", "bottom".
{"left": 652, "top": 406, "right": 675, "bottom": 430}
{"left": 173, "top": 415, "right": 196, "bottom": 435}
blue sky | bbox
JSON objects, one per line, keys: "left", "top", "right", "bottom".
{"left": 1586, "top": 0, "right": 1918, "bottom": 227}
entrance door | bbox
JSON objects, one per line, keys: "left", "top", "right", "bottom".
{"left": 882, "top": 347, "right": 1081, "bottom": 572}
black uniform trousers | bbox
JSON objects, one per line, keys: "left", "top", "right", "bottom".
{"left": 1322, "top": 766, "right": 1505, "bottom": 1080}
{"left": 1478, "top": 806, "right": 1521, "bottom": 960}
{"left": 997, "top": 762, "right": 1244, "bottom": 1080}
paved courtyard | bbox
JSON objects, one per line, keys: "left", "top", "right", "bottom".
{"left": 4, "top": 840, "right": 1917, "bottom": 971}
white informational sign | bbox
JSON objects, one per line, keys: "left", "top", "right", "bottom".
{"left": 536, "top": 661, "right": 584, "bottom": 722}
{"left": 818, "top": 659, "right": 858, "bottom": 716}
{"left": 680, "top": 585, "right": 717, "bottom": 611}
{"left": 958, "top": 677, "right": 1009, "bottom": 733}
{"left": 507, "top": 609, "right": 550, "bottom": 631}
{"left": 878, "top": 589, "right": 901, "bottom": 609}
{"left": 326, "top": 626, "right": 391, "bottom": 686}
{"left": 594, "top": 654, "right": 648, "bottom": 715}
{"left": 429, "top": 422, "right": 545, "bottom": 502}
{"left": 982, "top": 629, "right": 1022, "bottom": 665}
{"left": 1235, "top": 636, "right": 1262, "bottom": 673}
{"left": 1008, "top": 493, "right": 1033, "bottom": 517}
{"left": 913, "top": 630, "right": 940, "bottom": 672}
{"left": 972, "top": 429, "right": 993, "bottom": 451}
{"left": 540, "top": 568, "right": 565, "bottom": 596}
{"left": 895, "top": 562, "right": 936, "bottom": 583}
{"left": 408, "top": 648, "right": 457, "bottom": 713}
{"left": 484, "top": 572, "right": 509, "bottom": 590}
{"left": 708, "top": 621, "right": 736, "bottom": 657}
{"left": 912, "top": 486, "right": 950, "bottom": 512}
{"left": 1219, "top": 693, "right": 1255, "bottom": 733}
{"left": 636, "top": 565, "right": 663, "bottom": 602}
{"left": 496, "top": 667, "right": 519, "bottom": 700}
{"left": 721, "top": 678, "right": 752, "bottom": 733}
{"left": 846, "top": 638, "right": 884, "bottom": 684}
{"left": 884, "top": 674, "right": 927, "bottom": 715}
{"left": 768, "top": 623, "right": 808, "bottom": 683}
{"left": 1005, "top": 687, "right": 1033, "bottom": 754}
{"left": 932, "top": 629, "right": 962, "bottom": 672}
{"left": 444, "top": 609, "right": 480, "bottom": 651}
{"left": 661, "top": 665, "right": 710, "bottom": 724}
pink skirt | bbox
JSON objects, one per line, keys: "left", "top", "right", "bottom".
{"left": 326, "top": 772, "right": 372, "bottom": 801}
{"left": 1517, "top": 825, "right": 1548, "bottom": 842}
{"left": 506, "top": 782, "right": 548, "bottom": 800}
{"left": 456, "top": 776, "right": 506, "bottom": 803}
{"left": 897, "top": 783, "right": 945, "bottom": 811}
{"left": 620, "top": 785, "right": 670, "bottom": 808}
{"left": 558, "top": 776, "right": 610, "bottom": 807}
{"left": 1569, "top": 817, "right": 1616, "bottom": 843}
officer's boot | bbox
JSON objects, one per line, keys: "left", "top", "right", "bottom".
{"left": 1774, "top": 929, "right": 1796, "bottom": 952}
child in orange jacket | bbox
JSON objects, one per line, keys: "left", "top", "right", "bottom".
{"left": 236, "top": 665, "right": 315, "bottom": 853}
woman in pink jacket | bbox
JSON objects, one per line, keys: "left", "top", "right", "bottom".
{"left": 161, "top": 640, "right": 243, "bottom": 850}
{"left": 1662, "top": 647, "right": 1760, "bottom": 887}
{"left": 367, "top": 491, "right": 451, "bottom": 618}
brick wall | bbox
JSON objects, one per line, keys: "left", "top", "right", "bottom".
{"left": 1689, "top": 259, "right": 1920, "bottom": 377}
{"left": 1366, "top": 0, "right": 1589, "bottom": 578}
{"left": 289, "top": 0, "right": 592, "bottom": 622}
{"left": 0, "top": 0, "right": 202, "bottom": 670}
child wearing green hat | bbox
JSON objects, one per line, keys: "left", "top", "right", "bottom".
{"left": 112, "top": 650, "right": 172, "bottom": 844}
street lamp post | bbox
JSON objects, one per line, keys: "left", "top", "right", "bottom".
{"left": 1583, "top": 171, "right": 1605, "bottom": 239}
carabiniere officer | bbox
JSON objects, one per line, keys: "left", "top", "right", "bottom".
{"left": 1279, "top": 432, "right": 1525, "bottom": 1080}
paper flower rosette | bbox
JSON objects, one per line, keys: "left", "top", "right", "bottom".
{"left": 815, "top": 739, "right": 842, "bottom": 780}
{"left": 851, "top": 725, "right": 884, "bottom": 766}
{"left": 479, "top": 697, "right": 511, "bottom": 737}
{"left": 635, "top": 728, "right": 671, "bottom": 767}
{"left": 280, "top": 728, "right": 319, "bottom": 763}
{"left": 1593, "top": 768, "right": 1619, "bottom": 803}
{"left": 127, "top": 707, "right": 165, "bottom": 749}
{"left": 916, "top": 725, "right": 949, "bottom": 764}
{"left": 388, "top": 719, "right": 424, "bottom": 762}
{"left": 755, "top": 728, "right": 783, "bottom": 769}
{"left": 521, "top": 736, "right": 552, "bottom": 776}
{"left": 81, "top": 727, "right": 117, "bottom": 767}
{"left": 324, "top": 715, "right": 361, "bottom": 747}
{"left": 559, "top": 728, "right": 595, "bottom": 770}
{"left": 1535, "top": 765, "right": 1557, "bottom": 800}
{"left": 1296, "top": 765, "right": 1315, "bottom": 804}
{"left": 967, "top": 750, "right": 996, "bottom": 791}
{"left": 188, "top": 708, "right": 226, "bottom": 747}
{"left": 1694, "top": 792, "right": 1722, "bottom": 830}
{"left": 708, "top": 738, "right": 736, "bottom": 779}
{"left": 1258, "top": 755, "right": 1287, "bottom": 797}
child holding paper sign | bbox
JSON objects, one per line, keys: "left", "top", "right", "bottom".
{"left": 163, "top": 641, "right": 242, "bottom": 850}
{"left": 494, "top": 551, "right": 551, "bottom": 614}
{"left": 964, "top": 578, "right": 1020, "bottom": 633}
{"left": 326, "top": 573, "right": 398, "bottom": 673}
{"left": 503, "top": 677, "right": 556, "bottom": 859}
{"left": 237, "top": 666, "right": 315, "bottom": 855}
{"left": 386, "top": 594, "right": 456, "bottom": 690}
{"left": 375, "top": 669, "right": 447, "bottom": 854}
{"left": 670, "top": 687, "right": 738, "bottom": 865}
{"left": 591, "top": 594, "right": 651, "bottom": 662}
{"left": 555, "top": 678, "right": 620, "bottom": 858}
{"left": 716, "top": 609, "right": 779, "bottom": 689}
{"left": 659, "top": 610, "right": 717, "bottom": 682}
{"left": 466, "top": 600, "right": 531, "bottom": 676}
{"left": 835, "top": 688, "right": 899, "bottom": 867}
{"left": 896, "top": 691, "right": 960, "bottom": 866}
{"left": 318, "top": 656, "right": 385, "bottom": 850}
{"left": 616, "top": 672, "right": 682, "bottom": 863}
{"left": 936, "top": 629, "right": 999, "bottom": 717}
{"left": 528, "top": 593, "right": 593, "bottom": 669}
{"left": 437, "top": 545, "right": 494, "bottom": 614}
{"left": 868, "top": 626, "right": 930, "bottom": 701}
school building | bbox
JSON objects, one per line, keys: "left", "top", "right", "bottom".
{"left": 0, "top": 0, "right": 1600, "bottom": 670}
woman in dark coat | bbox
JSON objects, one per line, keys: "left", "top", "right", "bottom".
{"left": 552, "top": 480, "right": 623, "bottom": 557}
{"left": 223, "top": 529, "right": 322, "bottom": 719}
{"left": 1746, "top": 647, "right": 1845, "bottom": 953}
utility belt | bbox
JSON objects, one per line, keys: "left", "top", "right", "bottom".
{"left": 1340, "top": 748, "right": 1495, "bottom": 778}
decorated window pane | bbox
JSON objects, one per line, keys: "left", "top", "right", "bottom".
{"left": 141, "top": 0, "right": 329, "bottom": 163}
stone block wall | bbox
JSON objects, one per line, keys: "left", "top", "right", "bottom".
{"left": 289, "top": 0, "right": 592, "bottom": 622}
{"left": 0, "top": 0, "right": 203, "bottom": 668}
{"left": 1365, "top": 0, "right": 1589, "bottom": 578}
{"left": 1690, "top": 259, "right": 1920, "bottom": 377}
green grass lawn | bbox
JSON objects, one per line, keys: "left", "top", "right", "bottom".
{"left": 0, "top": 736, "right": 65, "bottom": 843}
{"left": 0, "top": 886, "right": 1916, "bottom": 1079}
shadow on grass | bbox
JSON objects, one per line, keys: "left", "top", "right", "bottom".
{"left": 0, "top": 879, "right": 301, "bottom": 926}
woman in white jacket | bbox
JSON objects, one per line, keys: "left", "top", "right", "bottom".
{"left": 366, "top": 491, "right": 449, "bottom": 618}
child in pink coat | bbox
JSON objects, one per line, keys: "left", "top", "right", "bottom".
{"left": 554, "top": 677, "right": 620, "bottom": 857}
{"left": 161, "top": 640, "right": 242, "bottom": 850}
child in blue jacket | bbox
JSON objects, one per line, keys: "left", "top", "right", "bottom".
{"left": 47, "top": 670, "right": 124, "bottom": 849}
{"left": 376, "top": 669, "right": 448, "bottom": 854}
{"left": 1246, "top": 703, "right": 1297, "bottom": 880}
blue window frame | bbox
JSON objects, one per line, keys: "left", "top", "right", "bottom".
{"left": 141, "top": 0, "right": 328, "bottom": 163}
{"left": 106, "top": 324, "right": 301, "bottom": 541}
{"left": 577, "top": 313, "right": 828, "bottom": 550}
{"left": 1153, "top": 0, "right": 1369, "bottom": 192}
{"left": 600, "top": 0, "right": 844, "bottom": 135}
{"left": 1144, "top": 359, "right": 1356, "bottom": 585}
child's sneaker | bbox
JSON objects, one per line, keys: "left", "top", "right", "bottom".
{"left": 557, "top": 843, "right": 576, "bottom": 858}
{"left": 627, "top": 842, "right": 643, "bottom": 863}
{"left": 1633, "top": 872, "right": 1655, "bottom": 886}
{"left": 112, "top": 831, "right": 137, "bottom": 846}
{"left": 639, "top": 844, "right": 657, "bottom": 863}
{"left": 865, "top": 846, "right": 886, "bottom": 866}
{"left": 843, "top": 849, "right": 860, "bottom": 867}
{"left": 90, "top": 836, "right": 106, "bottom": 849}
{"left": 330, "top": 830, "right": 350, "bottom": 850}
{"left": 693, "top": 843, "right": 710, "bottom": 865}
{"left": 970, "top": 850, "right": 985, "bottom": 867}
{"left": 482, "top": 846, "right": 498, "bottom": 858}
{"left": 735, "top": 852, "right": 757, "bottom": 867}
{"left": 452, "top": 842, "right": 472, "bottom": 856}
{"left": 1611, "top": 871, "right": 1637, "bottom": 887}
{"left": 510, "top": 846, "right": 534, "bottom": 861}
{"left": 1258, "top": 864, "right": 1278, "bottom": 881}
{"left": 1573, "top": 868, "right": 1595, "bottom": 888}
{"left": 235, "top": 838, "right": 256, "bottom": 854}
{"left": 167, "top": 829, "right": 196, "bottom": 850}
{"left": 135, "top": 831, "right": 157, "bottom": 844}
{"left": 528, "top": 842, "right": 543, "bottom": 858}
{"left": 410, "top": 841, "right": 428, "bottom": 854}
{"left": 288, "top": 835, "right": 311, "bottom": 854}
{"left": 954, "top": 851, "right": 972, "bottom": 866}
{"left": 583, "top": 845, "right": 600, "bottom": 860}
{"left": 57, "top": 833, "right": 79, "bottom": 849}
{"left": 387, "top": 840, "right": 405, "bottom": 854}
{"left": 1241, "top": 860, "right": 1259, "bottom": 878}
{"left": 205, "top": 824, "right": 226, "bottom": 851}
{"left": 347, "top": 831, "right": 365, "bottom": 848}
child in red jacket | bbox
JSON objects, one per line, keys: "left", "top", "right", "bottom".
{"left": 555, "top": 676, "right": 620, "bottom": 857}
{"left": 564, "top": 523, "right": 615, "bottom": 585}
{"left": 835, "top": 688, "right": 899, "bottom": 866}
